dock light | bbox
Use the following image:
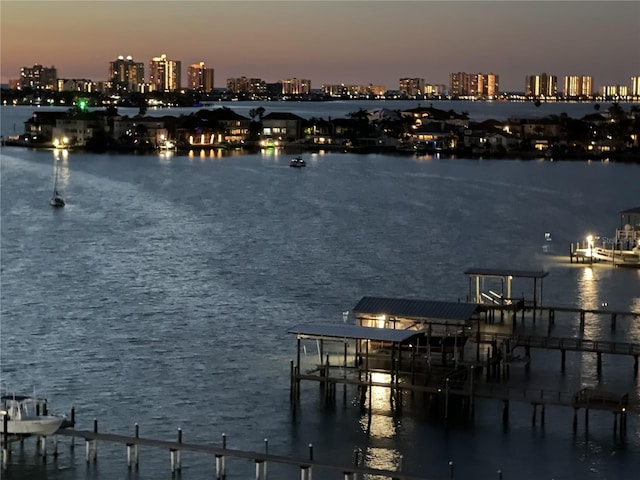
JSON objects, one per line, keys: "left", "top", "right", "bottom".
{"left": 586, "top": 235, "right": 594, "bottom": 256}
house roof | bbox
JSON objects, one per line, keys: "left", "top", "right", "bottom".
{"left": 412, "top": 122, "right": 460, "bottom": 134}
{"left": 621, "top": 207, "right": 640, "bottom": 215}
{"left": 352, "top": 296, "right": 480, "bottom": 322}
{"left": 262, "top": 112, "right": 305, "bottom": 121}
{"left": 196, "top": 108, "right": 250, "bottom": 122}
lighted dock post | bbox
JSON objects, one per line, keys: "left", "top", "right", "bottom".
{"left": 263, "top": 438, "right": 269, "bottom": 479}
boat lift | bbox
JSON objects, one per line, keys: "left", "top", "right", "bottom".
{"left": 464, "top": 267, "right": 549, "bottom": 321}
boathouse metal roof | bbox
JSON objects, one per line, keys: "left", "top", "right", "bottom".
{"left": 463, "top": 268, "right": 549, "bottom": 279}
{"left": 288, "top": 323, "right": 419, "bottom": 343}
{"left": 352, "top": 297, "right": 479, "bottom": 321}
{"left": 621, "top": 207, "right": 640, "bottom": 215}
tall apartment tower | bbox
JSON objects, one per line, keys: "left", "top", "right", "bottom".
{"left": 19, "top": 64, "right": 57, "bottom": 90}
{"left": 525, "top": 73, "right": 557, "bottom": 97}
{"left": 399, "top": 78, "right": 425, "bottom": 97}
{"left": 226, "top": 77, "right": 265, "bottom": 95}
{"left": 449, "top": 73, "right": 498, "bottom": 97}
{"left": 281, "top": 78, "right": 311, "bottom": 95}
{"left": 149, "top": 54, "right": 181, "bottom": 92}
{"left": 450, "top": 73, "right": 473, "bottom": 96}
{"left": 483, "top": 73, "right": 499, "bottom": 97}
{"left": 109, "top": 55, "right": 145, "bottom": 92}
{"left": 631, "top": 76, "right": 640, "bottom": 97}
{"left": 187, "top": 62, "right": 215, "bottom": 92}
{"left": 563, "top": 75, "right": 593, "bottom": 98}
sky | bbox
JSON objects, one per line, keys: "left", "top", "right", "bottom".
{"left": 1, "top": 0, "right": 639, "bottom": 92}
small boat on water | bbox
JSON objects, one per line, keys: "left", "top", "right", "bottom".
{"left": 50, "top": 154, "right": 65, "bottom": 207}
{"left": 290, "top": 156, "right": 306, "bottom": 168}
{"left": 1, "top": 394, "right": 66, "bottom": 436}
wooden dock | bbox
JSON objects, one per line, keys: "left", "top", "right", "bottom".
{"left": 3, "top": 424, "right": 442, "bottom": 480}
{"left": 288, "top": 304, "right": 640, "bottom": 437}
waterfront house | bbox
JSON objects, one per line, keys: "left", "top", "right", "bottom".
{"left": 113, "top": 118, "right": 169, "bottom": 149}
{"left": 462, "top": 126, "right": 518, "bottom": 154}
{"left": 22, "top": 111, "right": 68, "bottom": 144}
{"left": 52, "top": 111, "right": 109, "bottom": 148}
{"left": 401, "top": 105, "right": 469, "bottom": 127}
{"left": 405, "top": 122, "right": 460, "bottom": 150}
{"left": 175, "top": 108, "right": 251, "bottom": 148}
{"left": 261, "top": 112, "right": 305, "bottom": 145}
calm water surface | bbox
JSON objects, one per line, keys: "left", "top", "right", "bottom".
{"left": 1, "top": 104, "right": 639, "bottom": 480}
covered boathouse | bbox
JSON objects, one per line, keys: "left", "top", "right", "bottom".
{"left": 352, "top": 296, "right": 482, "bottom": 333}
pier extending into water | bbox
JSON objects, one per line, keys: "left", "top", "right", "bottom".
{"left": 287, "top": 287, "right": 640, "bottom": 438}
{"left": 2, "top": 421, "right": 459, "bottom": 480}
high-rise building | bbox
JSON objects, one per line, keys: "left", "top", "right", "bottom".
{"left": 109, "top": 55, "right": 145, "bottom": 93}
{"left": 600, "top": 85, "right": 628, "bottom": 98}
{"left": 149, "top": 54, "right": 181, "bottom": 92}
{"left": 19, "top": 64, "right": 57, "bottom": 90}
{"left": 399, "top": 78, "right": 424, "bottom": 97}
{"left": 525, "top": 73, "right": 557, "bottom": 97}
{"left": 226, "top": 77, "right": 266, "bottom": 96}
{"left": 631, "top": 76, "right": 640, "bottom": 97}
{"left": 281, "top": 78, "right": 311, "bottom": 95}
{"left": 483, "top": 73, "right": 499, "bottom": 97}
{"left": 187, "top": 62, "right": 214, "bottom": 92}
{"left": 449, "top": 73, "right": 498, "bottom": 97}
{"left": 563, "top": 75, "right": 593, "bottom": 98}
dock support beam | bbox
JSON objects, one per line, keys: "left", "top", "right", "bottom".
{"left": 86, "top": 418, "right": 98, "bottom": 463}
{"left": 2, "top": 413, "right": 9, "bottom": 471}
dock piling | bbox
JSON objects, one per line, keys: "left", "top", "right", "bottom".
{"left": 2, "top": 414, "right": 9, "bottom": 471}
{"left": 70, "top": 407, "right": 75, "bottom": 451}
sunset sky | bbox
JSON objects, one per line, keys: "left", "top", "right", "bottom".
{"left": 1, "top": 1, "right": 638, "bottom": 91}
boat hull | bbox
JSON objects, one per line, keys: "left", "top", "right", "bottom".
{"left": 2, "top": 416, "right": 64, "bottom": 436}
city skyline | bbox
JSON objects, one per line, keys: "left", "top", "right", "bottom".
{"left": 1, "top": 1, "right": 639, "bottom": 91}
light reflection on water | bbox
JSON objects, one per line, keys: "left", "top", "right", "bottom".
{"left": 358, "top": 372, "right": 401, "bottom": 475}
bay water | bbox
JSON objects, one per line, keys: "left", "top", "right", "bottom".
{"left": 1, "top": 103, "right": 639, "bottom": 480}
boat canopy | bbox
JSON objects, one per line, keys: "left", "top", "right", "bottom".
{"left": 353, "top": 296, "right": 480, "bottom": 322}
{"left": 288, "top": 323, "right": 420, "bottom": 343}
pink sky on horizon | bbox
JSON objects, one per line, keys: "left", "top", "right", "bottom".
{"left": 1, "top": 1, "right": 638, "bottom": 91}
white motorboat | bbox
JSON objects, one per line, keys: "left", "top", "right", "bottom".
{"left": 1, "top": 394, "right": 65, "bottom": 436}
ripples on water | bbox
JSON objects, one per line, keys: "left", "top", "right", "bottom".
{"left": 1, "top": 133, "right": 639, "bottom": 479}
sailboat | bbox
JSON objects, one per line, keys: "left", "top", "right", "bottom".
{"left": 50, "top": 154, "right": 65, "bottom": 207}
